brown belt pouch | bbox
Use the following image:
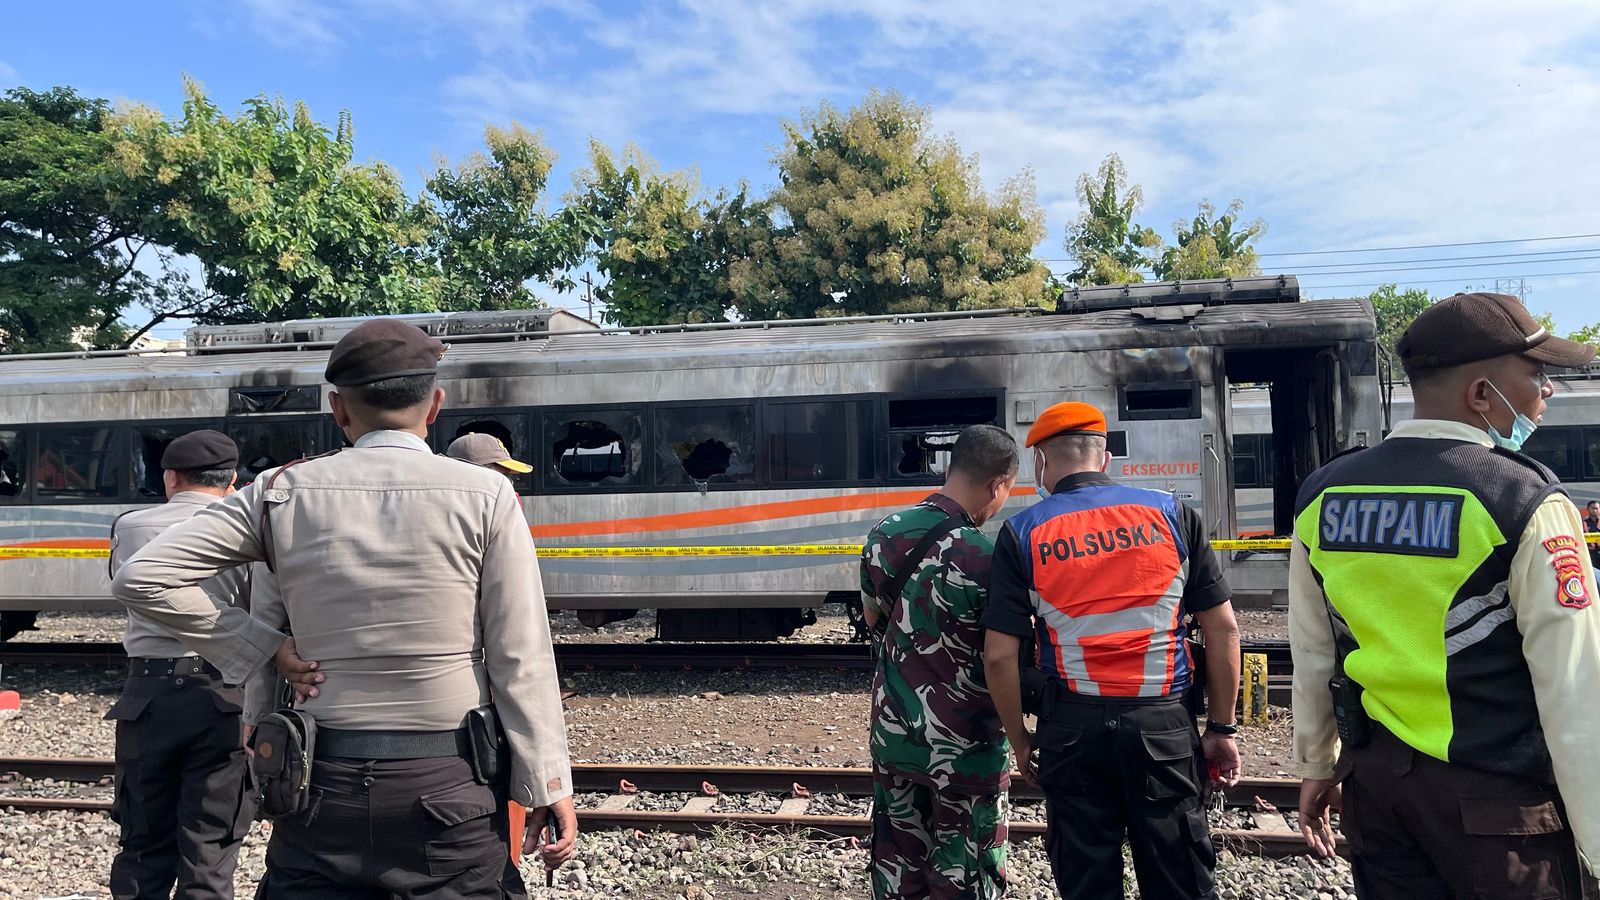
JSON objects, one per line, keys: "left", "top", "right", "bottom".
{"left": 249, "top": 709, "right": 317, "bottom": 819}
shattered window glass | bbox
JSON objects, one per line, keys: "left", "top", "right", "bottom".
{"left": 226, "top": 418, "right": 323, "bottom": 486}
{"left": 887, "top": 394, "right": 1000, "bottom": 481}
{"left": 546, "top": 411, "right": 641, "bottom": 488}
{"left": 654, "top": 405, "right": 757, "bottom": 487}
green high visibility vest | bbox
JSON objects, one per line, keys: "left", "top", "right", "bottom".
{"left": 1294, "top": 435, "right": 1562, "bottom": 782}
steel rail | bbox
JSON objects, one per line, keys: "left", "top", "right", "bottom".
{"left": 0, "top": 759, "right": 1331, "bottom": 856}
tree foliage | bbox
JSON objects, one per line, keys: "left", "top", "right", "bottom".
{"left": 568, "top": 143, "right": 747, "bottom": 326}
{"left": 104, "top": 78, "right": 436, "bottom": 337}
{"left": 0, "top": 87, "right": 163, "bottom": 352}
{"left": 752, "top": 90, "right": 1049, "bottom": 318}
{"left": 1569, "top": 322, "right": 1600, "bottom": 350}
{"left": 420, "top": 124, "right": 579, "bottom": 310}
{"left": 1062, "top": 153, "right": 1162, "bottom": 286}
{"left": 1154, "top": 199, "right": 1264, "bottom": 280}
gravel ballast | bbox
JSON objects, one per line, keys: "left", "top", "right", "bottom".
{"left": 0, "top": 609, "right": 1350, "bottom": 896}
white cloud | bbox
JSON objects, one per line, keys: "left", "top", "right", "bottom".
{"left": 243, "top": 0, "right": 340, "bottom": 49}
{"left": 0, "top": 61, "right": 18, "bottom": 85}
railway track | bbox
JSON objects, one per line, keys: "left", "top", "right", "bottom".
{"left": 0, "top": 639, "right": 1295, "bottom": 673}
{"left": 0, "top": 757, "right": 1336, "bottom": 858}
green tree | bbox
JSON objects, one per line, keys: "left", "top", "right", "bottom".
{"left": 0, "top": 87, "right": 191, "bottom": 352}
{"left": 105, "top": 78, "right": 437, "bottom": 338}
{"left": 419, "top": 123, "right": 583, "bottom": 310}
{"left": 567, "top": 142, "right": 748, "bottom": 326}
{"left": 753, "top": 89, "right": 1049, "bottom": 318}
{"left": 1062, "top": 153, "right": 1161, "bottom": 285}
{"left": 1569, "top": 322, "right": 1600, "bottom": 350}
{"left": 1154, "top": 199, "right": 1264, "bottom": 280}
{"left": 1365, "top": 283, "right": 1434, "bottom": 426}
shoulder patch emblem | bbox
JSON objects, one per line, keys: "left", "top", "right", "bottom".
{"left": 1543, "top": 536, "right": 1592, "bottom": 610}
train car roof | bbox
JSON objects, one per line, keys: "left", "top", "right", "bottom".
{"left": 0, "top": 298, "right": 1377, "bottom": 393}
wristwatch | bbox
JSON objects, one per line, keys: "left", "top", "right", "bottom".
{"left": 1205, "top": 720, "right": 1239, "bottom": 736}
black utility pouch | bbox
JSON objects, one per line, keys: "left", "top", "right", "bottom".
{"left": 250, "top": 709, "right": 317, "bottom": 819}
{"left": 1329, "top": 674, "right": 1372, "bottom": 749}
{"left": 465, "top": 705, "right": 506, "bottom": 785}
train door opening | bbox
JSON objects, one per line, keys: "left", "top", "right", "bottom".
{"left": 1223, "top": 346, "right": 1348, "bottom": 537}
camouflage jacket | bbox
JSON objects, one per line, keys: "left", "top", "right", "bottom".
{"left": 860, "top": 492, "right": 1009, "bottom": 794}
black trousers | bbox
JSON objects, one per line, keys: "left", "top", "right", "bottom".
{"left": 255, "top": 755, "right": 528, "bottom": 899}
{"left": 1342, "top": 725, "right": 1581, "bottom": 900}
{"left": 1034, "top": 693, "right": 1216, "bottom": 900}
{"left": 107, "top": 671, "right": 256, "bottom": 900}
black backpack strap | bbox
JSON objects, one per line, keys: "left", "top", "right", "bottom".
{"left": 878, "top": 514, "right": 964, "bottom": 623}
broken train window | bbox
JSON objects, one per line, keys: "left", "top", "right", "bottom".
{"left": 545, "top": 410, "right": 641, "bottom": 487}
{"left": 437, "top": 412, "right": 531, "bottom": 491}
{"left": 654, "top": 404, "right": 757, "bottom": 487}
{"left": 887, "top": 394, "right": 1002, "bottom": 479}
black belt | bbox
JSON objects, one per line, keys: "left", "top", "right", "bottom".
{"left": 317, "top": 727, "right": 473, "bottom": 761}
{"left": 1048, "top": 681, "right": 1187, "bottom": 707}
{"left": 128, "top": 656, "right": 220, "bottom": 678}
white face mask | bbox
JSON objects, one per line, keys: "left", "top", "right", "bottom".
{"left": 1034, "top": 448, "right": 1051, "bottom": 500}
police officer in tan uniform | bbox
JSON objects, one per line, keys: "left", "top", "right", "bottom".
{"left": 112, "top": 320, "right": 576, "bottom": 898}
{"left": 107, "top": 430, "right": 256, "bottom": 900}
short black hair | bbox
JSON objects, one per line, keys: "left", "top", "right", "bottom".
{"left": 948, "top": 424, "right": 1018, "bottom": 482}
{"left": 344, "top": 374, "right": 437, "bottom": 411}
{"left": 176, "top": 467, "right": 234, "bottom": 489}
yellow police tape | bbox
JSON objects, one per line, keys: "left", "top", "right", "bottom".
{"left": 0, "top": 544, "right": 867, "bottom": 560}
{"left": 3, "top": 535, "right": 1598, "bottom": 560}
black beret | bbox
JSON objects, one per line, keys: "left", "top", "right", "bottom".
{"left": 161, "top": 430, "right": 239, "bottom": 471}
{"left": 324, "top": 320, "right": 446, "bottom": 387}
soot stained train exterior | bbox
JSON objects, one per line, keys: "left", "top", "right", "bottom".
{"left": 0, "top": 276, "right": 1381, "bottom": 641}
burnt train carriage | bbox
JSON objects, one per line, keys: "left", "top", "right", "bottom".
{"left": 0, "top": 277, "right": 1381, "bottom": 640}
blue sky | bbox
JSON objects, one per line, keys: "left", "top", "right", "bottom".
{"left": 5, "top": 0, "right": 1599, "bottom": 337}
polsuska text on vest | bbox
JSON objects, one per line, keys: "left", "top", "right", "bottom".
{"left": 1037, "top": 524, "right": 1166, "bottom": 564}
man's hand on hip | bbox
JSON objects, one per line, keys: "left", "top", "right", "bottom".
{"left": 273, "top": 637, "right": 323, "bottom": 702}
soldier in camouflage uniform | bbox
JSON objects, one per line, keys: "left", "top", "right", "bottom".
{"left": 860, "top": 424, "right": 1020, "bottom": 900}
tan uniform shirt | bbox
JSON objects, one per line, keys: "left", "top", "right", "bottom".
{"left": 112, "top": 430, "right": 572, "bottom": 808}
{"left": 1291, "top": 419, "right": 1600, "bottom": 870}
{"left": 110, "top": 490, "right": 250, "bottom": 661}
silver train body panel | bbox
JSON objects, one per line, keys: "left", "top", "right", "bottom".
{"left": 0, "top": 298, "right": 1382, "bottom": 611}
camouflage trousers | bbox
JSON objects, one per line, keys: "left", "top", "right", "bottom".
{"left": 869, "top": 768, "right": 1008, "bottom": 900}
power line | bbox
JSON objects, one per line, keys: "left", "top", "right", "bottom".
{"left": 1290, "top": 269, "right": 1600, "bottom": 291}
{"left": 1287, "top": 255, "right": 1600, "bottom": 276}
{"left": 1278, "top": 247, "right": 1600, "bottom": 270}
{"left": 1257, "top": 232, "right": 1600, "bottom": 258}
{"left": 1039, "top": 232, "right": 1600, "bottom": 263}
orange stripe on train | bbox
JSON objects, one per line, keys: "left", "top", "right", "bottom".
{"left": 527, "top": 490, "right": 933, "bottom": 539}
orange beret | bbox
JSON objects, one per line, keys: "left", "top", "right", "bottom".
{"left": 1025, "top": 401, "right": 1107, "bottom": 447}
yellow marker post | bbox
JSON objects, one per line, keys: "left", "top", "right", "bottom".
{"left": 1242, "top": 652, "right": 1269, "bottom": 726}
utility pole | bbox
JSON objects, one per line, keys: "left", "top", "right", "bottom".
{"left": 581, "top": 272, "right": 595, "bottom": 322}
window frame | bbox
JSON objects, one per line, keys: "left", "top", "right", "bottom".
{"left": 29, "top": 420, "right": 130, "bottom": 506}
{"left": 1118, "top": 380, "right": 1201, "bottom": 422}
{"left": 763, "top": 395, "right": 882, "bottom": 488}
{"left": 0, "top": 425, "right": 33, "bottom": 505}
{"left": 882, "top": 388, "right": 1007, "bottom": 486}
{"left": 224, "top": 414, "right": 331, "bottom": 488}
{"left": 430, "top": 407, "right": 536, "bottom": 494}
{"left": 1521, "top": 424, "right": 1581, "bottom": 481}
{"left": 651, "top": 399, "right": 763, "bottom": 490}
{"left": 538, "top": 401, "right": 651, "bottom": 495}
{"left": 127, "top": 417, "right": 230, "bottom": 503}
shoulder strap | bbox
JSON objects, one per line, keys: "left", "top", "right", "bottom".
{"left": 880, "top": 513, "right": 964, "bottom": 620}
{"left": 106, "top": 509, "right": 139, "bottom": 581}
{"left": 257, "top": 450, "right": 340, "bottom": 575}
